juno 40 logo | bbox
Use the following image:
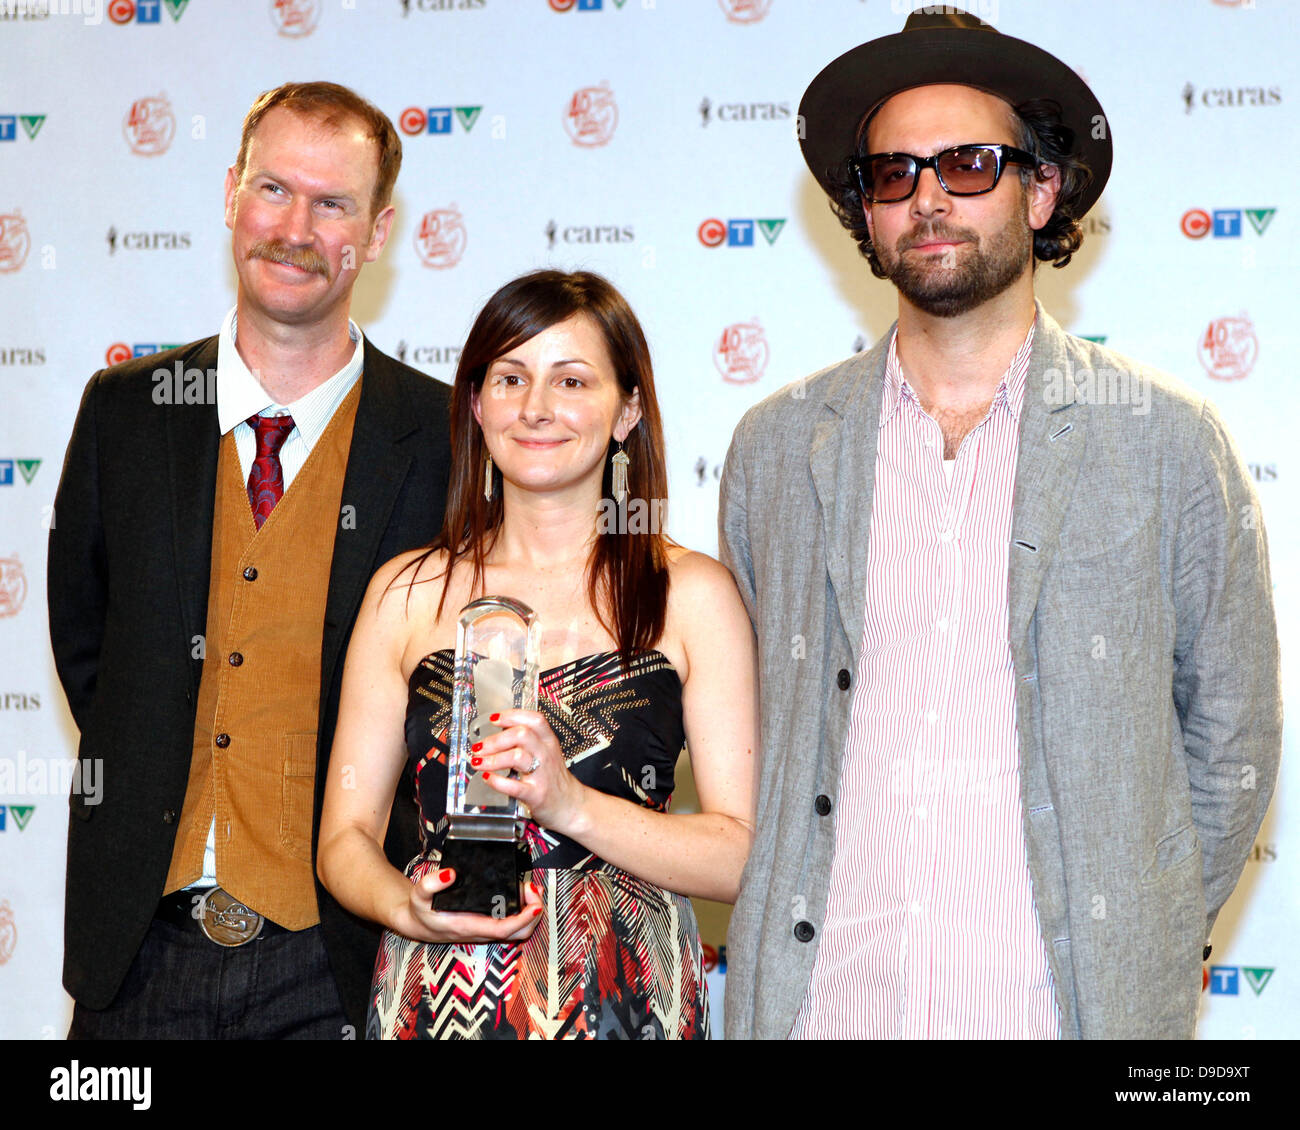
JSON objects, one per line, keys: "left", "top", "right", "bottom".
{"left": 714, "top": 320, "right": 768, "bottom": 385}
{"left": 414, "top": 207, "right": 466, "bottom": 269}
{"left": 123, "top": 94, "right": 174, "bottom": 156}
{"left": 271, "top": 0, "right": 320, "bottom": 36}
{"left": 565, "top": 83, "right": 617, "bottom": 147}
{"left": 1198, "top": 314, "right": 1257, "bottom": 381}
{"left": 107, "top": 0, "right": 190, "bottom": 23}
{"left": 0, "top": 212, "right": 30, "bottom": 273}
{"left": 0, "top": 555, "right": 27, "bottom": 619}
{"left": 718, "top": 0, "right": 771, "bottom": 22}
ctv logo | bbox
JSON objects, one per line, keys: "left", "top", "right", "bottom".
{"left": 0, "top": 115, "right": 46, "bottom": 142}
{"left": 1180, "top": 208, "right": 1276, "bottom": 238}
{"left": 398, "top": 106, "right": 483, "bottom": 135}
{"left": 0, "top": 805, "right": 35, "bottom": 832}
{"left": 0, "top": 460, "right": 41, "bottom": 487}
{"left": 698, "top": 217, "right": 786, "bottom": 247}
{"left": 548, "top": 0, "right": 630, "bottom": 9}
{"left": 1207, "top": 965, "right": 1274, "bottom": 996}
{"left": 106, "top": 342, "right": 183, "bottom": 366}
{"left": 107, "top": 0, "right": 190, "bottom": 22}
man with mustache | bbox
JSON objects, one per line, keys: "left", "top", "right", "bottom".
{"left": 48, "top": 82, "right": 451, "bottom": 1038}
{"left": 720, "top": 13, "right": 1280, "bottom": 1039}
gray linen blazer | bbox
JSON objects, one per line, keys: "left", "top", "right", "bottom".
{"left": 719, "top": 304, "right": 1281, "bottom": 1040}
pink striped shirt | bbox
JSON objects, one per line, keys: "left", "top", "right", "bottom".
{"left": 793, "top": 321, "right": 1059, "bottom": 1039}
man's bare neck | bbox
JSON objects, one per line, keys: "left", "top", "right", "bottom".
{"left": 894, "top": 283, "right": 1036, "bottom": 416}
{"left": 233, "top": 300, "right": 357, "bottom": 405}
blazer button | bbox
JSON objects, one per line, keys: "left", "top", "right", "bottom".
{"left": 794, "top": 920, "right": 815, "bottom": 943}
{"left": 242, "top": 566, "right": 258, "bottom": 581}
{"left": 814, "top": 794, "right": 832, "bottom": 816}
{"left": 228, "top": 652, "right": 243, "bottom": 667}
{"left": 162, "top": 809, "right": 177, "bottom": 824}
{"left": 215, "top": 733, "right": 230, "bottom": 748}
{"left": 836, "top": 668, "right": 851, "bottom": 691}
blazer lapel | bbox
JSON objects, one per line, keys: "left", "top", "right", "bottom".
{"left": 163, "top": 337, "right": 221, "bottom": 689}
{"left": 320, "top": 339, "right": 418, "bottom": 697}
{"left": 809, "top": 340, "right": 888, "bottom": 650}
{"left": 1008, "top": 305, "right": 1089, "bottom": 647}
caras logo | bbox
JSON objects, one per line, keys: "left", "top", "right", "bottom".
{"left": 414, "top": 207, "right": 467, "bottom": 268}
{"left": 564, "top": 83, "right": 617, "bottom": 147}
{"left": 714, "top": 320, "right": 768, "bottom": 384}
{"left": 123, "top": 94, "right": 174, "bottom": 156}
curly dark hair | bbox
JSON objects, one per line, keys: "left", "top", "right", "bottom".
{"left": 827, "top": 97, "right": 1095, "bottom": 276}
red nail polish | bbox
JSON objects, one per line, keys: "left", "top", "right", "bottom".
{"left": 470, "top": 757, "right": 482, "bottom": 767}
{"left": 471, "top": 742, "right": 483, "bottom": 753}
{"left": 482, "top": 771, "right": 490, "bottom": 779}
{"left": 489, "top": 713, "right": 500, "bottom": 722}
{"left": 438, "top": 869, "right": 453, "bottom": 884}
{"left": 532, "top": 906, "right": 542, "bottom": 917}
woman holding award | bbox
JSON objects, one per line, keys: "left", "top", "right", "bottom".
{"left": 318, "top": 270, "right": 758, "bottom": 1039}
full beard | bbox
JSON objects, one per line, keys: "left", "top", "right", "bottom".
{"left": 878, "top": 197, "right": 1033, "bottom": 317}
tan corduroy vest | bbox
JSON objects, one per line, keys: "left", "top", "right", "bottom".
{"left": 165, "top": 381, "right": 361, "bottom": 928}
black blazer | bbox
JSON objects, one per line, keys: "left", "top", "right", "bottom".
{"left": 48, "top": 335, "right": 452, "bottom": 1029}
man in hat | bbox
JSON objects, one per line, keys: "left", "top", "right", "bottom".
{"left": 719, "top": 13, "right": 1280, "bottom": 1039}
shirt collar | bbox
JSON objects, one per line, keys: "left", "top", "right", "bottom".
{"left": 215, "top": 307, "right": 364, "bottom": 439}
{"left": 879, "top": 315, "right": 1036, "bottom": 429}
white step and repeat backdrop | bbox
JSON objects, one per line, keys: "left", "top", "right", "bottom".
{"left": 0, "top": 0, "right": 1293, "bottom": 1040}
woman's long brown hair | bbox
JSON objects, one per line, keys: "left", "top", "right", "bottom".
{"left": 399, "top": 270, "right": 670, "bottom": 665}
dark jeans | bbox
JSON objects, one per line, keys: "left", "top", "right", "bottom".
{"left": 68, "top": 917, "right": 351, "bottom": 1040}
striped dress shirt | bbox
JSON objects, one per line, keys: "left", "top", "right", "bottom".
{"left": 792, "top": 320, "right": 1059, "bottom": 1039}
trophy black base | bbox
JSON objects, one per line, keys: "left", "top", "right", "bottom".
{"left": 432, "top": 837, "right": 528, "bottom": 917}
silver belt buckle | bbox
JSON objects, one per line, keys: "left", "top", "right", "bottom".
{"left": 197, "top": 887, "right": 265, "bottom": 947}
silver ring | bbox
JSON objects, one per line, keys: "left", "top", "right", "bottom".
{"left": 524, "top": 755, "right": 541, "bottom": 775}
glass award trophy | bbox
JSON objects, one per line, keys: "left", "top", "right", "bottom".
{"left": 433, "top": 596, "right": 540, "bottom": 916}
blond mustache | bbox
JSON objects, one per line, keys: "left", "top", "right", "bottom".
{"left": 247, "top": 239, "right": 330, "bottom": 279}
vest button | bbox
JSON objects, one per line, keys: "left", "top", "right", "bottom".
{"left": 242, "top": 567, "right": 258, "bottom": 581}
{"left": 794, "top": 920, "right": 815, "bottom": 943}
{"left": 836, "top": 668, "right": 851, "bottom": 691}
{"left": 228, "top": 652, "right": 243, "bottom": 667}
{"left": 162, "top": 809, "right": 177, "bottom": 824}
{"left": 814, "top": 794, "right": 832, "bottom": 816}
{"left": 215, "top": 733, "right": 230, "bottom": 748}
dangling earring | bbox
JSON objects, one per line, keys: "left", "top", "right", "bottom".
{"left": 611, "top": 441, "right": 630, "bottom": 504}
{"left": 483, "top": 451, "right": 494, "bottom": 502}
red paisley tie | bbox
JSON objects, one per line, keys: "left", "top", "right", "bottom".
{"left": 246, "top": 414, "right": 296, "bottom": 530}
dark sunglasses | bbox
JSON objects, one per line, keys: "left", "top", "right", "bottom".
{"left": 851, "top": 144, "right": 1039, "bottom": 203}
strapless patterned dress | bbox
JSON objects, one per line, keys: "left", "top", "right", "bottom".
{"left": 366, "top": 648, "right": 710, "bottom": 1040}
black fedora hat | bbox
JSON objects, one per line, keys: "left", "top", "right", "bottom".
{"left": 798, "top": 10, "right": 1111, "bottom": 218}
